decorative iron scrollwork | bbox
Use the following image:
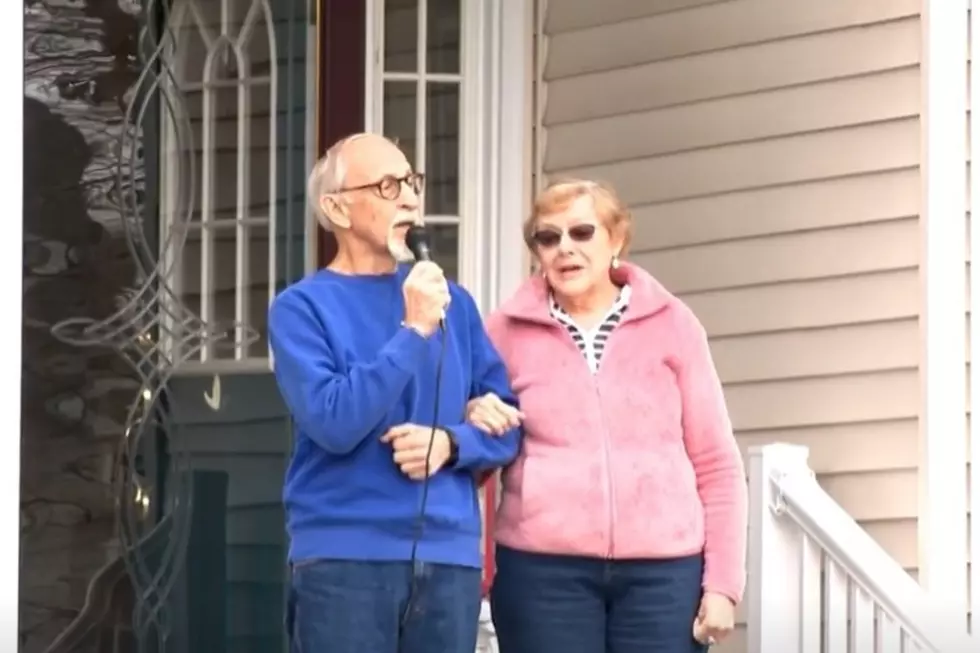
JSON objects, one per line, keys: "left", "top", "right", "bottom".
{"left": 50, "top": 0, "right": 259, "bottom": 649}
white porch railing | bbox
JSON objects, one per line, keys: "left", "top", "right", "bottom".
{"left": 747, "top": 444, "right": 977, "bottom": 653}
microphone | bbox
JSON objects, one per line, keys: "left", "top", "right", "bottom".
{"left": 405, "top": 224, "right": 445, "bottom": 329}
{"left": 406, "top": 224, "right": 433, "bottom": 262}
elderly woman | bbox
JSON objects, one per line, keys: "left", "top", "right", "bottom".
{"left": 468, "top": 179, "right": 747, "bottom": 653}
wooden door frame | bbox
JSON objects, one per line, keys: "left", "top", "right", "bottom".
{"left": 314, "top": 0, "right": 366, "bottom": 267}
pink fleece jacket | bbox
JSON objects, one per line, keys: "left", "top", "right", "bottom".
{"left": 485, "top": 263, "right": 748, "bottom": 603}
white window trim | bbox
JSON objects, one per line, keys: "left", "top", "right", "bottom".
{"left": 488, "top": 0, "right": 534, "bottom": 310}
{"left": 0, "top": 0, "right": 22, "bottom": 646}
{"left": 159, "top": 0, "right": 316, "bottom": 377}
{"left": 968, "top": 0, "right": 980, "bottom": 628}
{"left": 364, "top": 0, "right": 531, "bottom": 314}
{"left": 919, "top": 0, "right": 970, "bottom": 631}
{"left": 158, "top": 0, "right": 282, "bottom": 374}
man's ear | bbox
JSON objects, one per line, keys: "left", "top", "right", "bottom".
{"left": 320, "top": 194, "right": 351, "bottom": 230}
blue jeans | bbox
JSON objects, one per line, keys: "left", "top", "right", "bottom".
{"left": 286, "top": 559, "right": 482, "bottom": 653}
{"left": 490, "top": 546, "right": 708, "bottom": 653}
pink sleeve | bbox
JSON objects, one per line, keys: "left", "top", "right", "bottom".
{"left": 673, "top": 304, "right": 748, "bottom": 604}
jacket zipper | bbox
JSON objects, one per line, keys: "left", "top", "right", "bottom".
{"left": 594, "top": 378, "right": 616, "bottom": 559}
{"left": 551, "top": 321, "right": 618, "bottom": 559}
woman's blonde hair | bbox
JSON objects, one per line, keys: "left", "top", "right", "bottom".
{"left": 523, "top": 179, "right": 634, "bottom": 255}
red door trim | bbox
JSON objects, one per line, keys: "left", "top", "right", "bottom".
{"left": 315, "top": 0, "right": 366, "bottom": 267}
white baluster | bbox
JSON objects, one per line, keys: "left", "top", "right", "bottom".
{"left": 849, "top": 583, "right": 875, "bottom": 652}
{"left": 876, "top": 608, "right": 903, "bottom": 653}
{"left": 799, "top": 536, "right": 821, "bottom": 653}
{"left": 823, "top": 559, "right": 848, "bottom": 651}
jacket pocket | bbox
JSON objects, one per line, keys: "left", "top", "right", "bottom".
{"left": 511, "top": 452, "right": 608, "bottom": 557}
{"left": 608, "top": 444, "right": 705, "bottom": 559}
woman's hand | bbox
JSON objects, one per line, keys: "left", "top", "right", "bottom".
{"left": 693, "top": 592, "right": 735, "bottom": 646}
{"left": 465, "top": 392, "right": 523, "bottom": 436}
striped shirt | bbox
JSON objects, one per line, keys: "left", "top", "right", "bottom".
{"left": 550, "top": 284, "right": 632, "bottom": 374}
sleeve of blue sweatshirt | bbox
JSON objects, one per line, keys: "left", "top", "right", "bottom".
{"left": 268, "top": 289, "right": 430, "bottom": 455}
{"left": 443, "top": 292, "right": 522, "bottom": 472}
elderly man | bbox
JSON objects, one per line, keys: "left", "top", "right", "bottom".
{"left": 268, "top": 133, "right": 522, "bottom": 653}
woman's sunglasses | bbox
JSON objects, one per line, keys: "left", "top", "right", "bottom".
{"left": 531, "top": 224, "right": 597, "bottom": 249}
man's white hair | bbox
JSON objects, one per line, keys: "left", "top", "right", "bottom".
{"left": 307, "top": 132, "right": 373, "bottom": 231}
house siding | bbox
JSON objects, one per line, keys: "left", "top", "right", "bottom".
{"left": 535, "top": 0, "right": 923, "bottom": 648}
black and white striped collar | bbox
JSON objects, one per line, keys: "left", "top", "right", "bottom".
{"left": 549, "top": 284, "right": 632, "bottom": 323}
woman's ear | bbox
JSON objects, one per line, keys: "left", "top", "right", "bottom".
{"left": 610, "top": 224, "right": 628, "bottom": 258}
{"left": 530, "top": 256, "right": 544, "bottom": 277}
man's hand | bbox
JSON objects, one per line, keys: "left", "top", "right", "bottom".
{"left": 464, "top": 392, "right": 523, "bottom": 436}
{"left": 381, "top": 423, "right": 454, "bottom": 480}
{"left": 402, "top": 262, "right": 450, "bottom": 337}
{"left": 692, "top": 592, "right": 736, "bottom": 646}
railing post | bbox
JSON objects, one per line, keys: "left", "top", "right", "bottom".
{"left": 920, "top": 0, "right": 970, "bottom": 633}
{"left": 747, "top": 444, "right": 812, "bottom": 653}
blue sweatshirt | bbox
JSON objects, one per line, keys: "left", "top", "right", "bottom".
{"left": 268, "top": 265, "right": 522, "bottom": 568}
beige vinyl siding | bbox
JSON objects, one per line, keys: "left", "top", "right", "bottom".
{"left": 536, "top": 0, "right": 923, "bottom": 649}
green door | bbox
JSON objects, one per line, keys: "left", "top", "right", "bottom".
{"left": 168, "top": 374, "right": 293, "bottom": 653}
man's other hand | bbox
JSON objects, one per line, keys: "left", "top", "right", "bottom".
{"left": 381, "top": 423, "right": 453, "bottom": 480}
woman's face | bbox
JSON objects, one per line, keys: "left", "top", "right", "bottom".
{"left": 532, "top": 195, "right": 620, "bottom": 301}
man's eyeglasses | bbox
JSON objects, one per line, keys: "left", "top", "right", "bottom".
{"left": 339, "top": 172, "right": 425, "bottom": 201}
{"left": 531, "top": 223, "right": 597, "bottom": 249}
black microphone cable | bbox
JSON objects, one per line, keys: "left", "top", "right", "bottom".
{"left": 399, "top": 324, "right": 448, "bottom": 628}
{"left": 400, "top": 225, "right": 452, "bottom": 629}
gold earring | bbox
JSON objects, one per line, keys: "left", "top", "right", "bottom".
{"left": 611, "top": 255, "right": 620, "bottom": 269}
